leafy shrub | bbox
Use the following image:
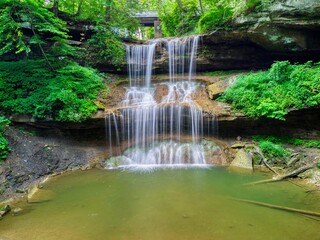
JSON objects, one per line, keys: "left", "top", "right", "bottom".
{"left": 0, "top": 60, "right": 104, "bottom": 122}
{"left": 253, "top": 135, "right": 320, "bottom": 149}
{"left": 304, "top": 141, "right": 320, "bottom": 148}
{"left": 0, "top": 0, "right": 70, "bottom": 56}
{"left": 258, "top": 140, "right": 290, "bottom": 159}
{"left": 87, "top": 26, "right": 126, "bottom": 67}
{"left": 159, "top": 0, "right": 200, "bottom": 36}
{"left": 198, "top": 7, "right": 233, "bottom": 32}
{"left": 220, "top": 61, "right": 320, "bottom": 120}
{"left": 0, "top": 117, "right": 10, "bottom": 160}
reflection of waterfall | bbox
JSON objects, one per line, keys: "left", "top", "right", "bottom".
{"left": 107, "top": 36, "right": 207, "bottom": 167}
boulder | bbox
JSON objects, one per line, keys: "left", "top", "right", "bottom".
{"left": 207, "top": 81, "right": 227, "bottom": 99}
{"left": 12, "top": 207, "right": 23, "bottom": 216}
{"left": 230, "top": 149, "right": 253, "bottom": 170}
{"left": 202, "top": 140, "right": 228, "bottom": 165}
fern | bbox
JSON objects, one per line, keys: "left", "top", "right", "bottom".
{"left": 220, "top": 61, "right": 320, "bottom": 120}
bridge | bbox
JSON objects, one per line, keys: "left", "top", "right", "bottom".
{"left": 135, "top": 10, "right": 162, "bottom": 38}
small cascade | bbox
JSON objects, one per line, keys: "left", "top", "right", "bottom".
{"left": 126, "top": 40, "right": 158, "bottom": 87}
{"left": 167, "top": 36, "right": 199, "bottom": 81}
{"left": 106, "top": 36, "right": 209, "bottom": 167}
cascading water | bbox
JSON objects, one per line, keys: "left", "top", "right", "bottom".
{"left": 126, "top": 40, "right": 158, "bottom": 87}
{"left": 106, "top": 36, "right": 209, "bottom": 168}
{"left": 167, "top": 36, "right": 199, "bottom": 82}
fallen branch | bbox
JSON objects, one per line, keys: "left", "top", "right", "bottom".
{"left": 235, "top": 198, "right": 320, "bottom": 218}
{"left": 248, "top": 145, "right": 279, "bottom": 175}
{"left": 246, "top": 164, "right": 316, "bottom": 185}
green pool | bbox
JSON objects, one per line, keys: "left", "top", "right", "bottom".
{"left": 1, "top": 167, "right": 319, "bottom": 240}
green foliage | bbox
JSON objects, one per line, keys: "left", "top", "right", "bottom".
{"left": 155, "top": 0, "right": 273, "bottom": 36}
{"left": 0, "top": 117, "right": 11, "bottom": 160}
{"left": 87, "top": 26, "right": 125, "bottom": 67}
{"left": 253, "top": 136, "right": 320, "bottom": 149}
{"left": 0, "top": 60, "right": 104, "bottom": 122}
{"left": 258, "top": 140, "right": 290, "bottom": 159}
{"left": 159, "top": 0, "right": 200, "bottom": 36}
{"left": 220, "top": 61, "right": 320, "bottom": 120}
{"left": 0, "top": 0, "right": 70, "bottom": 56}
{"left": 198, "top": 7, "right": 233, "bottom": 32}
{"left": 144, "top": 27, "right": 155, "bottom": 40}
{"left": 203, "top": 70, "right": 243, "bottom": 76}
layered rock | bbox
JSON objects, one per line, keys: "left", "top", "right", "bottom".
{"left": 147, "top": 0, "right": 320, "bottom": 73}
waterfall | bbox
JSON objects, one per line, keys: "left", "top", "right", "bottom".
{"left": 167, "top": 36, "right": 199, "bottom": 82}
{"left": 126, "top": 40, "right": 158, "bottom": 87}
{"left": 106, "top": 36, "right": 207, "bottom": 167}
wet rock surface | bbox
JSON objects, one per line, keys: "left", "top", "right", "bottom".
{"left": 154, "top": 84, "right": 169, "bottom": 103}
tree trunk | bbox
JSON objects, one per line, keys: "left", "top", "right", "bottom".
{"left": 246, "top": 164, "right": 316, "bottom": 185}
{"left": 75, "top": 0, "right": 84, "bottom": 16}
{"left": 53, "top": 0, "right": 59, "bottom": 16}
{"left": 199, "top": 0, "right": 203, "bottom": 13}
{"left": 235, "top": 198, "right": 320, "bottom": 218}
{"left": 105, "top": 0, "right": 113, "bottom": 22}
{"left": 176, "top": 0, "right": 185, "bottom": 12}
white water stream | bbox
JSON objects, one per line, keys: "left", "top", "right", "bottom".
{"left": 107, "top": 36, "right": 208, "bottom": 167}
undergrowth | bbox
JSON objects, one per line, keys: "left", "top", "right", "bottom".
{"left": 219, "top": 61, "right": 320, "bottom": 120}
{"left": 256, "top": 139, "right": 290, "bottom": 162}
{"left": 253, "top": 136, "right": 320, "bottom": 149}
{"left": 203, "top": 70, "right": 243, "bottom": 77}
{"left": 253, "top": 135, "right": 320, "bottom": 164}
{"left": 0, "top": 60, "right": 104, "bottom": 122}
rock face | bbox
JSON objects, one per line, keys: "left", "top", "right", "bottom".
{"left": 135, "top": 0, "right": 320, "bottom": 74}
{"left": 206, "top": 77, "right": 236, "bottom": 100}
{"left": 67, "top": 0, "right": 320, "bottom": 74}
{"left": 198, "top": 0, "right": 320, "bottom": 71}
{"left": 0, "top": 125, "right": 108, "bottom": 200}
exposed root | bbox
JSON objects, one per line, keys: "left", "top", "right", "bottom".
{"left": 248, "top": 145, "right": 279, "bottom": 175}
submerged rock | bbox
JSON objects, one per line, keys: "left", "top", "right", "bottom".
{"left": 0, "top": 205, "right": 11, "bottom": 218}
{"left": 27, "top": 184, "right": 54, "bottom": 203}
{"left": 104, "top": 156, "right": 132, "bottom": 168}
{"left": 12, "top": 207, "right": 23, "bottom": 216}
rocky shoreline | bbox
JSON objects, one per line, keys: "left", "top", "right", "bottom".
{"left": 0, "top": 125, "right": 108, "bottom": 202}
{"left": 1, "top": 122, "right": 319, "bottom": 207}
{"left": 2, "top": 70, "right": 319, "bottom": 203}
